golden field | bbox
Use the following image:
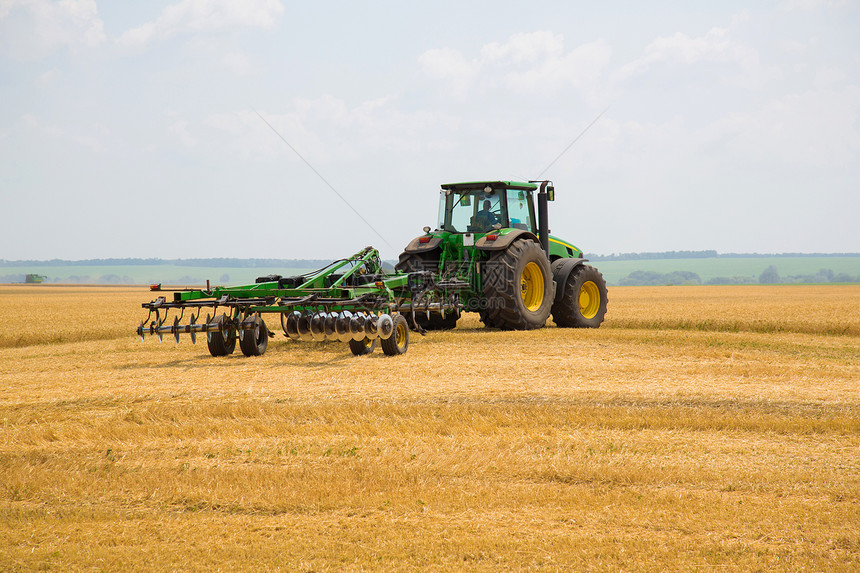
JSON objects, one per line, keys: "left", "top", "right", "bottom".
{"left": 0, "top": 284, "right": 858, "bottom": 571}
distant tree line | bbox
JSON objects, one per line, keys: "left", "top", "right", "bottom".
{"left": 618, "top": 267, "right": 860, "bottom": 286}
{"left": 0, "top": 273, "right": 139, "bottom": 284}
{"left": 618, "top": 271, "right": 704, "bottom": 286}
{"left": 0, "top": 258, "right": 331, "bottom": 268}
{"left": 585, "top": 251, "right": 859, "bottom": 261}
{"left": 587, "top": 250, "right": 719, "bottom": 261}
{"left": 4, "top": 252, "right": 858, "bottom": 266}
{"left": 756, "top": 266, "right": 860, "bottom": 284}
{"left": 0, "top": 273, "right": 234, "bottom": 284}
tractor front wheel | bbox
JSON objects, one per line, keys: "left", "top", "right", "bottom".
{"left": 551, "top": 264, "right": 608, "bottom": 328}
{"left": 481, "top": 239, "right": 554, "bottom": 330}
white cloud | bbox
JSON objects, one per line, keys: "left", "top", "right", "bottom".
{"left": 781, "top": 0, "right": 848, "bottom": 11}
{"left": 480, "top": 31, "right": 564, "bottom": 65}
{"left": 700, "top": 85, "right": 860, "bottom": 168}
{"left": 419, "top": 31, "right": 612, "bottom": 103}
{"left": 0, "top": 0, "right": 105, "bottom": 60}
{"left": 614, "top": 24, "right": 780, "bottom": 90}
{"left": 21, "top": 113, "right": 108, "bottom": 153}
{"left": 222, "top": 50, "right": 258, "bottom": 76}
{"left": 189, "top": 94, "right": 465, "bottom": 169}
{"left": 418, "top": 47, "right": 478, "bottom": 95}
{"left": 504, "top": 39, "right": 612, "bottom": 102}
{"left": 36, "top": 68, "right": 60, "bottom": 85}
{"left": 116, "top": 0, "right": 284, "bottom": 50}
{"left": 168, "top": 121, "right": 198, "bottom": 148}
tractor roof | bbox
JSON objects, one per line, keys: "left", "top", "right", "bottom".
{"left": 441, "top": 180, "right": 537, "bottom": 192}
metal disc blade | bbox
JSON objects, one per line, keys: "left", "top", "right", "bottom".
{"left": 377, "top": 314, "right": 394, "bottom": 340}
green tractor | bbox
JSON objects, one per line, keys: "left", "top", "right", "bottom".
{"left": 396, "top": 180, "right": 608, "bottom": 331}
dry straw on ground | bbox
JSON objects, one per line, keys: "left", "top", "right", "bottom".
{"left": 0, "top": 284, "right": 858, "bottom": 571}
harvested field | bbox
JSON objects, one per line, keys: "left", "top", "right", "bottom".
{"left": 0, "top": 284, "right": 858, "bottom": 571}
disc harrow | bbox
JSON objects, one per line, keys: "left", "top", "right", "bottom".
{"left": 136, "top": 246, "right": 453, "bottom": 357}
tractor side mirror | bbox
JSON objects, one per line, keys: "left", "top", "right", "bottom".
{"left": 461, "top": 193, "right": 471, "bottom": 207}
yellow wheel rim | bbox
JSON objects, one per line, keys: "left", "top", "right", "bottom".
{"left": 395, "top": 322, "right": 407, "bottom": 347}
{"left": 520, "top": 262, "right": 545, "bottom": 312}
{"left": 579, "top": 280, "right": 601, "bottom": 319}
{"left": 363, "top": 337, "right": 373, "bottom": 349}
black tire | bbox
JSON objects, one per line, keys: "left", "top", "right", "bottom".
{"left": 551, "top": 264, "right": 608, "bottom": 328}
{"left": 481, "top": 239, "right": 554, "bottom": 330}
{"left": 348, "top": 337, "right": 376, "bottom": 356}
{"left": 395, "top": 252, "right": 438, "bottom": 273}
{"left": 207, "top": 314, "right": 236, "bottom": 356}
{"left": 239, "top": 315, "right": 269, "bottom": 356}
{"left": 381, "top": 314, "right": 409, "bottom": 356}
{"left": 397, "top": 253, "right": 459, "bottom": 330}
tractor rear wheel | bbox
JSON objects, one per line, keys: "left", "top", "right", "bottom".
{"left": 348, "top": 337, "right": 376, "bottom": 356}
{"left": 239, "top": 315, "right": 269, "bottom": 356}
{"left": 381, "top": 314, "right": 409, "bottom": 355}
{"left": 397, "top": 253, "right": 459, "bottom": 330}
{"left": 207, "top": 313, "right": 237, "bottom": 356}
{"left": 481, "top": 239, "right": 554, "bottom": 330}
{"left": 396, "top": 252, "right": 439, "bottom": 274}
{"left": 551, "top": 264, "right": 608, "bottom": 328}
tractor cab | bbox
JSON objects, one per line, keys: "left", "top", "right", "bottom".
{"left": 438, "top": 181, "right": 538, "bottom": 235}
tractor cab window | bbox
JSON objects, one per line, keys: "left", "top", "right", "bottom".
{"left": 506, "top": 190, "right": 534, "bottom": 232}
{"left": 439, "top": 190, "right": 503, "bottom": 233}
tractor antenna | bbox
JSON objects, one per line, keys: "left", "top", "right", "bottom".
{"left": 253, "top": 108, "right": 395, "bottom": 250}
{"left": 536, "top": 107, "right": 608, "bottom": 179}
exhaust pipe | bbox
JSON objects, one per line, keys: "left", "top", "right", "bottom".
{"left": 537, "top": 180, "right": 550, "bottom": 256}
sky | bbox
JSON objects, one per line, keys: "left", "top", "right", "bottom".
{"left": 1, "top": 0, "right": 858, "bottom": 261}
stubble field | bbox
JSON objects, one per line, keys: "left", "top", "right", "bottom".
{"left": 0, "top": 284, "right": 858, "bottom": 571}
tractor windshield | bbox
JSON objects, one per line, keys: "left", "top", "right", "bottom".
{"left": 438, "top": 190, "right": 504, "bottom": 233}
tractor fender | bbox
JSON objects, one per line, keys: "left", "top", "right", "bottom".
{"left": 403, "top": 235, "right": 443, "bottom": 254}
{"left": 550, "top": 257, "right": 588, "bottom": 303}
{"left": 475, "top": 229, "right": 539, "bottom": 252}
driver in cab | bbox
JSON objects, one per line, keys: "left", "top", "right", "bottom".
{"left": 475, "top": 200, "right": 498, "bottom": 231}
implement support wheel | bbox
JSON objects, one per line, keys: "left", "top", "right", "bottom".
{"left": 207, "top": 313, "right": 237, "bottom": 357}
{"left": 348, "top": 337, "right": 376, "bottom": 356}
{"left": 381, "top": 314, "right": 409, "bottom": 356}
{"left": 239, "top": 315, "right": 269, "bottom": 357}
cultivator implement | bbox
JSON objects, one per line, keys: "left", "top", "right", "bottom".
{"left": 136, "top": 247, "right": 461, "bottom": 357}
